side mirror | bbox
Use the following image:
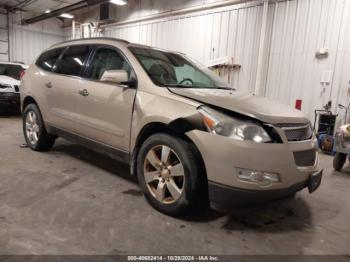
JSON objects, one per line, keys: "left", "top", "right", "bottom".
{"left": 100, "top": 70, "right": 132, "bottom": 86}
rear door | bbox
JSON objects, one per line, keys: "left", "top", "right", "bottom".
{"left": 34, "top": 48, "right": 65, "bottom": 124}
{"left": 45, "top": 45, "right": 93, "bottom": 132}
{"left": 73, "top": 45, "right": 137, "bottom": 151}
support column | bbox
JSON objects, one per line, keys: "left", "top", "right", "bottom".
{"left": 254, "top": 0, "right": 269, "bottom": 96}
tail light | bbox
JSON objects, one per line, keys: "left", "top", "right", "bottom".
{"left": 20, "top": 70, "right": 26, "bottom": 80}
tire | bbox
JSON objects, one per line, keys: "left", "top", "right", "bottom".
{"left": 137, "top": 133, "right": 205, "bottom": 216}
{"left": 23, "top": 103, "right": 55, "bottom": 151}
{"left": 333, "top": 152, "right": 347, "bottom": 171}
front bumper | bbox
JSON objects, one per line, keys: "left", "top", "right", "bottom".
{"left": 209, "top": 181, "right": 306, "bottom": 207}
{"left": 186, "top": 130, "right": 322, "bottom": 204}
{"left": 0, "top": 92, "right": 20, "bottom": 106}
{"left": 209, "top": 169, "right": 322, "bottom": 207}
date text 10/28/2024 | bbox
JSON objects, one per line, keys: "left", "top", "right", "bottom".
{"left": 127, "top": 256, "right": 220, "bottom": 261}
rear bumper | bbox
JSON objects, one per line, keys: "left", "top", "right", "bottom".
{"left": 0, "top": 92, "right": 20, "bottom": 106}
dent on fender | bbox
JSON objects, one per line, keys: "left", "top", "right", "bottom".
{"left": 168, "top": 113, "right": 207, "bottom": 134}
{"left": 128, "top": 113, "right": 206, "bottom": 176}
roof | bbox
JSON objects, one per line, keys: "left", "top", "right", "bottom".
{"left": 49, "top": 37, "right": 183, "bottom": 56}
{"left": 51, "top": 37, "right": 160, "bottom": 51}
{"left": 51, "top": 37, "right": 131, "bottom": 48}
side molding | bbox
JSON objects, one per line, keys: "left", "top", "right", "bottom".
{"left": 47, "top": 125, "right": 130, "bottom": 164}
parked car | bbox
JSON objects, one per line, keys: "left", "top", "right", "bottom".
{"left": 0, "top": 61, "right": 28, "bottom": 111}
{"left": 20, "top": 38, "right": 322, "bottom": 215}
{"left": 332, "top": 103, "right": 350, "bottom": 171}
{"left": 333, "top": 124, "right": 350, "bottom": 171}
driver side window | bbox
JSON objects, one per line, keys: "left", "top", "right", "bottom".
{"left": 86, "top": 47, "right": 132, "bottom": 80}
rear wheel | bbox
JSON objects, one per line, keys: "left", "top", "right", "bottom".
{"left": 23, "top": 104, "right": 55, "bottom": 151}
{"left": 137, "top": 133, "right": 205, "bottom": 216}
{"left": 333, "top": 152, "right": 347, "bottom": 171}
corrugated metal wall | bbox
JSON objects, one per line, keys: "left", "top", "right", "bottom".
{"left": 0, "top": 13, "right": 9, "bottom": 61}
{"left": 98, "top": 0, "right": 350, "bottom": 121}
{"left": 9, "top": 26, "right": 63, "bottom": 65}
{"left": 265, "top": 0, "right": 350, "bottom": 121}
{"left": 104, "top": 2, "right": 268, "bottom": 93}
{"left": 8, "top": 14, "right": 64, "bottom": 65}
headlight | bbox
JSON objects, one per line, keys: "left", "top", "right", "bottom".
{"left": 198, "top": 106, "right": 271, "bottom": 143}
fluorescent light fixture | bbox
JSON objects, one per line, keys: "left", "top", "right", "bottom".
{"left": 60, "top": 13, "right": 74, "bottom": 19}
{"left": 45, "top": 10, "right": 51, "bottom": 13}
{"left": 110, "top": 0, "right": 127, "bottom": 5}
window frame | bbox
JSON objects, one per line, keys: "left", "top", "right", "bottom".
{"left": 128, "top": 46, "right": 230, "bottom": 89}
{"left": 128, "top": 46, "right": 182, "bottom": 88}
{"left": 82, "top": 44, "right": 137, "bottom": 86}
{"left": 0, "top": 63, "right": 25, "bottom": 80}
{"left": 35, "top": 43, "right": 138, "bottom": 88}
{"left": 35, "top": 47, "right": 66, "bottom": 73}
{"left": 52, "top": 45, "right": 94, "bottom": 77}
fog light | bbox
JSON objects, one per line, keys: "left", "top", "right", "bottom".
{"left": 236, "top": 168, "right": 281, "bottom": 186}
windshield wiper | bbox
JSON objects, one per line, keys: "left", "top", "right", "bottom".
{"left": 211, "top": 87, "right": 236, "bottom": 91}
{"left": 165, "top": 84, "right": 235, "bottom": 90}
{"left": 165, "top": 84, "right": 196, "bottom": 88}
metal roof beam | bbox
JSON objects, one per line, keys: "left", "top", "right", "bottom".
{"left": 22, "top": 0, "right": 108, "bottom": 24}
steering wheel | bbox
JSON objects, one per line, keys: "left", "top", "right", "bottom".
{"left": 178, "top": 78, "right": 194, "bottom": 86}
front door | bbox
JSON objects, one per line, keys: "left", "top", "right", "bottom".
{"left": 74, "top": 46, "right": 137, "bottom": 152}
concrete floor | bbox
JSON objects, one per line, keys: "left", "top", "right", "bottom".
{"left": 0, "top": 113, "right": 350, "bottom": 255}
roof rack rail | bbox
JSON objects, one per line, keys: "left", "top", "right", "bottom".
{"left": 51, "top": 37, "right": 130, "bottom": 48}
{"left": 0, "top": 61, "right": 25, "bottom": 65}
{"left": 11, "top": 61, "right": 25, "bottom": 65}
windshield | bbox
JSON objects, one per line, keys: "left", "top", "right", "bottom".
{"left": 129, "top": 47, "right": 232, "bottom": 89}
{"left": 0, "top": 64, "right": 23, "bottom": 80}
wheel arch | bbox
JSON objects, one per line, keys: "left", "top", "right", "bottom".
{"left": 22, "top": 95, "right": 38, "bottom": 112}
{"left": 130, "top": 119, "right": 206, "bottom": 180}
{"left": 22, "top": 95, "right": 51, "bottom": 133}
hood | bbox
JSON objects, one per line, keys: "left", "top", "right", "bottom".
{"left": 169, "top": 88, "right": 308, "bottom": 124}
{"left": 0, "top": 75, "right": 20, "bottom": 93}
{"left": 0, "top": 75, "right": 20, "bottom": 86}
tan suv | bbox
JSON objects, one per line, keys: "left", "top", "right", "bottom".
{"left": 21, "top": 38, "right": 322, "bottom": 215}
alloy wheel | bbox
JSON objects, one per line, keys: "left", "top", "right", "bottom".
{"left": 25, "top": 111, "right": 40, "bottom": 145}
{"left": 143, "top": 145, "right": 185, "bottom": 204}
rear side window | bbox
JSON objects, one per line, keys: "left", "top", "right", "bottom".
{"left": 0, "top": 64, "right": 24, "bottom": 80}
{"left": 54, "top": 45, "right": 93, "bottom": 77}
{"left": 36, "top": 48, "right": 64, "bottom": 72}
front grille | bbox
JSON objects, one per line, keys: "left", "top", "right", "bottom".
{"left": 0, "top": 92, "right": 19, "bottom": 102}
{"left": 293, "top": 149, "right": 317, "bottom": 167}
{"left": 279, "top": 123, "right": 313, "bottom": 142}
{"left": 14, "top": 85, "right": 20, "bottom": 92}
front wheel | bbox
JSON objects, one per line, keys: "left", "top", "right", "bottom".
{"left": 23, "top": 104, "right": 56, "bottom": 151}
{"left": 333, "top": 152, "right": 347, "bottom": 171}
{"left": 137, "top": 133, "right": 205, "bottom": 216}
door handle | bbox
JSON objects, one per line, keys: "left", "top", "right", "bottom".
{"left": 78, "top": 89, "right": 89, "bottom": 97}
{"left": 45, "top": 82, "right": 53, "bottom": 88}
